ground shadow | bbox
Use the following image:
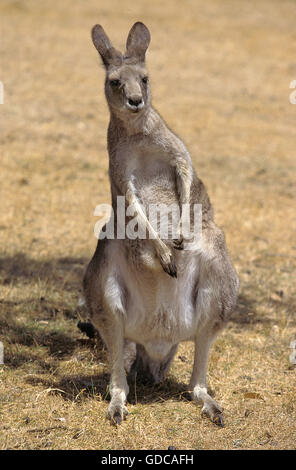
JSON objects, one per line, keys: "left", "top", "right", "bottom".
{"left": 0, "top": 252, "right": 87, "bottom": 291}
{"left": 0, "top": 311, "right": 96, "bottom": 369}
{"left": 25, "top": 369, "right": 191, "bottom": 406}
{"left": 1, "top": 252, "right": 294, "bottom": 406}
{"left": 0, "top": 252, "right": 92, "bottom": 370}
{"left": 230, "top": 292, "right": 296, "bottom": 328}
{"left": 230, "top": 293, "right": 260, "bottom": 325}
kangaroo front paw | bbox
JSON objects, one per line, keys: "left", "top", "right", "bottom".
{"left": 107, "top": 399, "right": 129, "bottom": 425}
{"left": 159, "top": 250, "right": 177, "bottom": 278}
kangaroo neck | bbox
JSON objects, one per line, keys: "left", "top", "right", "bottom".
{"left": 109, "top": 106, "right": 160, "bottom": 137}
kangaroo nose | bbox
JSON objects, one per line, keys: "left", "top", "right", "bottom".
{"left": 128, "top": 97, "right": 143, "bottom": 107}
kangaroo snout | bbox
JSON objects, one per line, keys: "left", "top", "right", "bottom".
{"left": 127, "top": 96, "right": 144, "bottom": 111}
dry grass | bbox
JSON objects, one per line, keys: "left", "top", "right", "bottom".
{"left": 0, "top": 0, "right": 296, "bottom": 450}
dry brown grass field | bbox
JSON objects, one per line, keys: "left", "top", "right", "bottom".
{"left": 0, "top": 0, "right": 295, "bottom": 450}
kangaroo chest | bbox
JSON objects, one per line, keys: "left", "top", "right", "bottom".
{"left": 124, "top": 148, "right": 179, "bottom": 206}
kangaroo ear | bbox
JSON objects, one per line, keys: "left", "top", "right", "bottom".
{"left": 91, "top": 24, "right": 123, "bottom": 67}
{"left": 125, "top": 22, "right": 151, "bottom": 62}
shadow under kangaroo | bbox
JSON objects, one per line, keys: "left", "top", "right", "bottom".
{"left": 1, "top": 252, "right": 287, "bottom": 414}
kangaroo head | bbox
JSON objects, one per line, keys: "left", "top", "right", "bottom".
{"left": 91, "top": 22, "right": 151, "bottom": 116}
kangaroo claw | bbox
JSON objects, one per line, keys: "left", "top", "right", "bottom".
{"left": 213, "top": 414, "right": 224, "bottom": 427}
{"left": 107, "top": 402, "right": 129, "bottom": 426}
{"left": 112, "top": 411, "right": 123, "bottom": 425}
{"left": 172, "top": 237, "right": 184, "bottom": 250}
{"left": 201, "top": 403, "right": 224, "bottom": 428}
{"left": 159, "top": 250, "right": 177, "bottom": 278}
{"left": 161, "top": 259, "right": 177, "bottom": 278}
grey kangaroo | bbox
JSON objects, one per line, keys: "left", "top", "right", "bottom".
{"left": 84, "top": 22, "right": 239, "bottom": 426}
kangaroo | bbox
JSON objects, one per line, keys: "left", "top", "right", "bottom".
{"left": 83, "top": 22, "right": 239, "bottom": 426}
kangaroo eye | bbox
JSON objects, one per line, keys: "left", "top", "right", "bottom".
{"left": 142, "top": 76, "right": 148, "bottom": 84}
{"left": 110, "top": 79, "right": 120, "bottom": 87}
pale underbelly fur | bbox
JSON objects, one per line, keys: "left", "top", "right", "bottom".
{"left": 121, "top": 250, "right": 201, "bottom": 361}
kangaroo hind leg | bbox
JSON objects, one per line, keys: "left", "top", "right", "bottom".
{"left": 189, "top": 325, "right": 224, "bottom": 426}
{"left": 92, "top": 308, "right": 129, "bottom": 424}
{"left": 90, "top": 271, "right": 130, "bottom": 425}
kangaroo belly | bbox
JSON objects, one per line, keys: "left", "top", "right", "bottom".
{"left": 123, "top": 254, "right": 200, "bottom": 354}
